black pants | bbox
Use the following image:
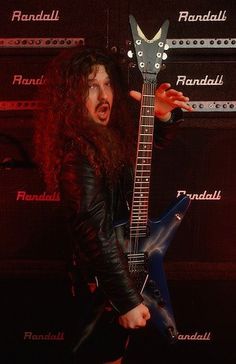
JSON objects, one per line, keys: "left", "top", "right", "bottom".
{"left": 72, "top": 307, "right": 129, "bottom": 363}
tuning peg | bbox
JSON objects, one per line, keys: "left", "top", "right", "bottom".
{"left": 162, "top": 52, "right": 168, "bottom": 60}
{"left": 164, "top": 44, "right": 169, "bottom": 50}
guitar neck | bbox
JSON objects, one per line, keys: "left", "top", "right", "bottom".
{"left": 130, "top": 81, "right": 156, "bottom": 237}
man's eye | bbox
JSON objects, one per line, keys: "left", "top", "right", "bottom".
{"left": 89, "top": 84, "right": 97, "bottom": 89}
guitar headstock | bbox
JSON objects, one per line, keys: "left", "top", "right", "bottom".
{"left": 129, "top": 15, "right": 169, "bottom": 83}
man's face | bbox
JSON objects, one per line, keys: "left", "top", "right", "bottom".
{"left": 85, "top": 65, "right": 113, "bottom": 126}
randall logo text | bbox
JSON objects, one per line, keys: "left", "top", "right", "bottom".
{"left": 16, "top": 191, "right": 60, "bottom": 202}
{"left": 176, "top": 75, "right": 223, "bottom": 86}
{"left": 24, "top": 331, "right": 64, "bottom": 341}
{"left": 11, "top": 10, "right": 59, "bottom": 22}
{"left": 12, "top": 74, "right": 46, "bottom": 86}
{"left": 178, "top": 331, "right": 211, "bottom": 341}
{"left": 177, "top": 190, "right": 222, "bottom": 201}
{"left": 178, "top": 10, "right": 227, "bottom": 22}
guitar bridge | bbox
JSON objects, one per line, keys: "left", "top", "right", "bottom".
{"left": 126, "top": 252, "right": 148, "bottom": 293}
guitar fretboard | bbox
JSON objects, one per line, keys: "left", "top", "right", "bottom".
{"left": 130, "top": 81, "right": 155, "bottom": 238}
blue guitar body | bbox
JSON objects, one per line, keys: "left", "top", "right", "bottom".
{"left": 115, "top": 194, "right": 190, "bottom": 342}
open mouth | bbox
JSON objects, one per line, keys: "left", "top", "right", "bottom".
{"left": 96, "top": 103, "right": 110, "bottom": 121}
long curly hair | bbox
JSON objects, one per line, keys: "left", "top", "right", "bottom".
{"left": 34, "top": 46, "right": 137, "bottom": 191}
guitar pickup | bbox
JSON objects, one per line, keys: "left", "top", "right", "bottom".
{"left": 126, "top": 223, "right": 151, "bottom": 238}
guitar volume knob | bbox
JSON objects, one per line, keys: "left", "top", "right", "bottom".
{"left": 175, "top": 213, "right": 182, "bottom": 221}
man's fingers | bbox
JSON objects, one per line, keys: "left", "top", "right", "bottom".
{"left": 131, "top": 84, "right": 171, "bottom": 100}
{"left": 156, "top": 82, "right": 171, "bottom": 94}
{"left": 174, "top": 100, "right": 194, "bottom": 112}
{"left": 130, "top": 85, "right": 193, "bottom": 113}
{"left": 146, "top": 311, "right": 151, "bottom": 320}
{"left": 129, "top": 90, "right": 141, "bottom": 101}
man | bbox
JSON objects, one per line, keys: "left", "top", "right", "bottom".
{"left": 34, "top": 46, "right": 192, "bottom": 363}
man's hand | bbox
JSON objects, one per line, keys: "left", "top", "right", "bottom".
{"left": 130, "top": 82, "right": 193, "bottom": 122}
{"left": 118, "top": 303, "right": 150, "bottom": 329}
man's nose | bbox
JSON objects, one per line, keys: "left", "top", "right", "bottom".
{"left": 98, "top": 86, "right": 108, "bottom": 100}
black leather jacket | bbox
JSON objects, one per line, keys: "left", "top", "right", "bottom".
{"left": 60, "top": 109, "right": 183, "bottom": 315}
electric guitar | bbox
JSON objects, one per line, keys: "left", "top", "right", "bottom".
{"left": 115, "top": 15, "right": 191, "bottom": 342}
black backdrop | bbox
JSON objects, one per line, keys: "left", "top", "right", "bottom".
{"left": 0, "top": 1, "right": 235, "bottom": 363}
